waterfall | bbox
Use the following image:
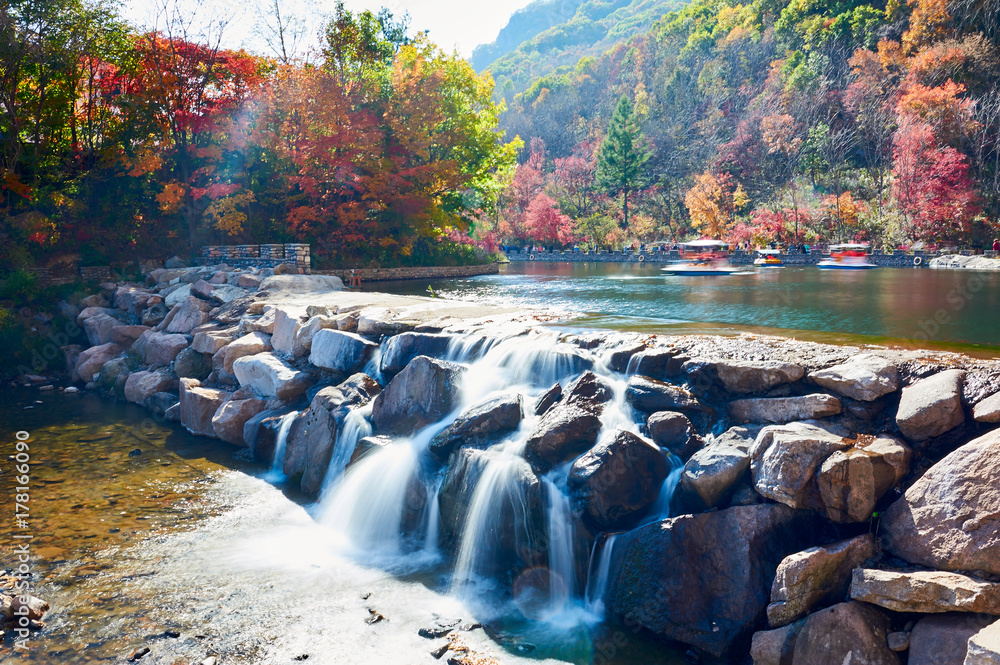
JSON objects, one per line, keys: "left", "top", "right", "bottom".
{"left": 584, "top": 533, "right": 619, "bottom": 616}
{"left": 266, "top": 410, "right": 298, "bottom": 481}
{"left": 652, "top": 453, "right": 685, "bottom": 519}
{"left": 362, "top": 340, "right": 386, "bottom": 384}
{"left": 318, "top": 402, "right": 373, "bottom": 499}
{"left": 543, "top": 475, "right": 576, "bottom": 615}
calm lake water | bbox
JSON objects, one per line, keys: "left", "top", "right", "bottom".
{"left": 383, "top": 262, "right": 1000, "bottom": 352}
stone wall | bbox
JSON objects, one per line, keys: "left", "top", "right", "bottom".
{"left": 319, "top": 263, "right": 499, "bottom": 282}
{"left": 199, "top": 243, "right": 311, "bottom": 272}
{"left": 506, "top": 249, "right": 957, "bottom": 268}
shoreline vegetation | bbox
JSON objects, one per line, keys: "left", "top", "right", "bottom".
{"left": 7, "top": 267, "right": 1000, "bottom": 664}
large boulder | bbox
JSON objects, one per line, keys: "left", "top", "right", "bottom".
{"left": 371, "top": 356, "right": 465, "bottom": 436}
{"left": 524, "top": 404, "right": 602, "bottom": 474}
{"left": 646, "top": 411, "right": 702, "bottom": 459}
{"left": 715, "top": 360, "right": 805, "bottom": 394}
{"left": 292, "top": 315, "right": 338, "bottom": 354}
{"left": 784, "top": 602, "right": 900, "bottom": 665}
{"left": 750, "top": 422, "right": 851, "bottom": 511}
{"left": 309, "top": 329, "right": 377, "bottom": 374}
{"left": 95, "top": 356, "right": 131, "bottom": 397}
{"left": 606, "top": 504, "right": 818, "bottom": 657}
{"left": 348, "top": 435, "right": 393, "bottom": 468}
{"left": 162, "top": 295, "right": 213, "bottom": 334}
{"left": 172, "top": 347, "right": 212, "bottom": 380}
{"left": 283, "top": 374, "right": 381, "bottom": 493}
{"left": 232, "top": 352, "right": 313, "bottom": 401}
{"left": 211, "top": 397, "right": 267, "bottom": 446}
{"left": 114, "top": 285, "right": 156, "bottom": 316}
{"left": 678, "top": 441, "right": 750, "bottom": 508}
{"left": 849, "top": 568, "right": 1000, "bottom": 614}
{"left": 379, "top": 332, "right": 452, "bottom": 375}
{"left": 627, "top": 348, "right": 687, "bottom": 379}
{"left": 270, "top": 306, "right": 308, "bottom": 357}
{"left": 136, "top": 331, "right": 189, "bottom": 367}
{"left": 83, "top": 313, "right": 120, "bottom": 346}
{"left": 110, "top": 324, "right": 150, "bottom": 348}
{"left": 625, "top": 375, "right": 703, "bottom": 413}
{"left": 76, "top": 305, "right": 118, "bottom": 326}
{"left": 72, "top": 343, "right": 122, "bottom": 382}
{"left": 882, "top": 428, "right": 1000, "bottom": 575}
{"left": 123, "top": 370, "right": 177, "bottom": 405}
{"left": 220, "top": 331, "right": 273, "bottom": 374}
{"left": 908, "top": 614, "right": 997, "bottom": 665}
{"left": 563, "top": 371, "right": 614, "bottom": 413}
{"left": 974, "top": 392, "right": 1000, "bottom": 423}
{"left": 429, "top": 392, "right": 523, "bottom": 460}
{"left": 179, "top": 378, "right": 231, "bottom": 438}
{"left": 141, "top": 303, "right": 168, "bottom": 327}
{"left": 809, "top": 354, "right": 900, "bottom": 402}
{"left": 968, "top": 620, "right": 1000, "bottom": 665}
{"left": 568, "top": 429, "right": 668, "bottom": 530}
{"left": 816, "top": 434, "right": 911, "bottom": 523}
{"left": 895, "top": 369, "right": 966, "bottom": 441}
{"left": 729, "top": 394, "right": 842, "bottom": 424}
{"left": 191, "top": 328, "right": 234, "bottom": 355}
{"left": 766, "top": 534, "right": 875, "bottom": 627}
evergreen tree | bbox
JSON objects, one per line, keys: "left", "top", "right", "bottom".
{"left": 595, "top": 95, "right": 650, "bottom": 230}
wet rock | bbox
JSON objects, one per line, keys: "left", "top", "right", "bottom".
{"left": 646, "top": 411, "right": 702, "bottom": 459}
{"left": 127, "top": 646, "right": 150, "bottom": 661}
{"left": 232, "top": 352, "right": 313, "bottom": 401}
{"left": 172, "top": 347, "right": 212, "bottom": 381}
{"left": 908, "top": 614, "right": 996, "bottom": 665}
{"left": 141, "top": 303, "right": 168, "bottom": 327}
{"left": 124, "top": 370, "right": 177, "bottom": 405}
{"left": 179, "top": 378, "right": 231, "bottom": 437}
{"left": 310, "top": 330, "right": 378, "bottom": 374}
{"left": 95, "top": 356, "right": 131, "bottom": 397}
{"left": 974, "top": 391, "right": 1000, "bottom": 423}
{"left": 626, "top": 375, "right": 703, "bottom": 413}
{"left": 882, "top": 428, "right": 1000, "bottom": 575}
{"left": 73, "top": 343, "right": 123, "bottom": 382}
{"left": 568, "top": 429, "right": 668, "bottom": 530}
{"left": 136, "top": 331, "right": 189, "bottom": 367}
{"left": 628, "top": 347, "right": 686, "bottom": 379}
{"left": 817, "top": 434, "right": 911, "bottom": 523}
{"left": 380, "top": 332, "right": 453, "bottom": 375}
{"left": 348, "top": 435, "right": 393, "bottom": 467}
{"left": 83, "top": 313, "right": 119, "bottom": 346}
{"left": 220, "top": 331, "right": 273, "bottom": 374}
{"left": 212, "top": 397, "right": 267, "bottom": 446}
{"left": 895, "top": 369, "right": 966, "bottom": 441}
{"left": 849, "top": 568, "right": 1000, "bottom": 614}
{"left": 809, "top": 354, "right": 900, "bottom": 402}
{"left": 750, "top": 422, "right": 851, "bottom": 511}
{"left": 242, "top": 409, "right": 288, "bottom": 461}
{"left": 677, "top": 441, "right": 749, "bottom": 508}
{"left": 563, "top": 371, "right": 614, "bottom": 413}
{"left": 110, "top": 325, "right": 150, "bottom": 348}
{"left": 533, "top": 383, "right": 562, "bottom": 416}
{"left": 2, "top": 594, "right": 49, "bottom": 621}
{"left": 766, "top": 534, "right": 875, "bottom": 627}
{"left": 968, "top": 620, "right": 1000, "bottom": 664}
{"left": 606, "top": 504, "right": 818, "bottom": 657}
{"left": 429, "top": 393, "right": 523, "bottom": 460}
{"left": 372, "top": 356, "right": 465, "bottom": 436}
{"left": 162, "top": 295, "right": 213, "bottom": 334}
{"left": 729, "top": 394, "right": 842, "bottom": 424}
{"left": 284, "top": 375, "right": 381, "bottom": 493}
{"left": 786, "top": 602, "right": 900, "bottom": 665}
{"left": 524, "top": 404, "right": 602, "bottom": 473}
{"left": 715, "top": 360, "right": 805, "bottom": 394}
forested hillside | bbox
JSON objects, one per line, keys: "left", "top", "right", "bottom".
{"left": 484, "top": 0, "right": 1000, "bottom": 251}
{"left": 481, "top": 0, "right": 687, "bottom": 102}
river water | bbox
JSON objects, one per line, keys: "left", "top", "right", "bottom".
{"left": 0, "top": 390, "right": 680, "bottom": 664}
{"left": 384, "top": 262, "right": 1000, "bottom": 353}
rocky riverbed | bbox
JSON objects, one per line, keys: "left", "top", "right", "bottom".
{"left": 19, "top": 262, "right": 1000, "bottom": 664}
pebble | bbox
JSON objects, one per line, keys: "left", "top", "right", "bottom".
{"left": 430, "top": 644, "right": 450, "bottom": 659}
{"left": 39, "top": 385, "right": 54, "bottom": 391}
{"left": 128, "top": 646, "right": 150, "bottom": 661}
{"left": 128, "top": 449, "right": 143, "bottom": 457}
{"left": 365, "top": 609, "right": 386, "bottom": 625}
{"left": 887, "top": 631, "right": 910, "bottom": 652}
{"left": 200, "top": 658, "right": 217, "bottom": 665}
{"left": 64, "top": 386, "right": 79, "bottom": 393}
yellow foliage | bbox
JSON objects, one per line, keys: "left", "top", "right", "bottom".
{"left": 902, "top": 0, "right": 951, "bottom": 53}
{"left": 685, "top": 173, "right": 733, "bottom": 238}
{"left": 156, "top": 182, "right": 185, "bottom": 213}
{"left": 204, "top": 190, "right": 255, "bottom": 236}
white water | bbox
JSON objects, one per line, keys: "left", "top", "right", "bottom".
{"left": 543, "top": 474, "right": 576, "bottom": 614}
{"left": 266, "top": 410, "right": 298, "bottom": 482}
{"left": 318, "top": 401, "right": 374, "bottom": 499}
{"left": 584, "top": 533, "right": 619, "bottom": 616}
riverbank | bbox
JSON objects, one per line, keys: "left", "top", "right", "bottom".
{"left": 9, "top": 263, "right": 1000, "bottom": 664}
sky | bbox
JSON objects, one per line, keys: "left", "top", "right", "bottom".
{"left": 122, "top": 0, "right": 537, "bottom": 57}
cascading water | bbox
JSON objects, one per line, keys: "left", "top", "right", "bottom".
{"left": 542, "top": 474, "right": 576, "bottom": 615}
{"left": 653, "top": 453, "right": 685, "bottom": 518}
{"left": 266, "top": 410, "right": 298, "bottom": 482}
{"left": 584, "top": 533, "right": 619, "bottom": 616}
{"left": 318, "top": 402, "right": 373, "bottom": 499}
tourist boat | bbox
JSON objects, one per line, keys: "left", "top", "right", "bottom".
{"left": 817, "top": 244, "right": 878, "bottom": 270}
{"left": 661, "top": 239, "right": 744, "bottom": 275}
{"left": 753, "top": 249, "right": 784, "bottom": 267}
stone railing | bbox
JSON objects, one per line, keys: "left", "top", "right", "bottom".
{"left": 199, "top": 243, "right": 311, "bottom": 272}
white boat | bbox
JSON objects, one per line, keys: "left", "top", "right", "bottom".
{"left": 817, "top": 244, "right": 878, "bottom": 270}
{"left": 662, "top": 240, "right": 744, "bottom": 276}
{"left": 753, "top": 249, "right": 784, "bottom": 267}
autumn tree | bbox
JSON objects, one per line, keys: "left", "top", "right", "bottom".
{"left": 685, "top": 173, "right": 736, "bottom": 238}
{"left": 596, "top": 95, "right": 650, "bottom": 229}
{"left": 524, "top": 193, "right": 575, "bottom": 246}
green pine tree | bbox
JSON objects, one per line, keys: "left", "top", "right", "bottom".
{"left": 596, "top": 95, "right": 651, "bottom": 230}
